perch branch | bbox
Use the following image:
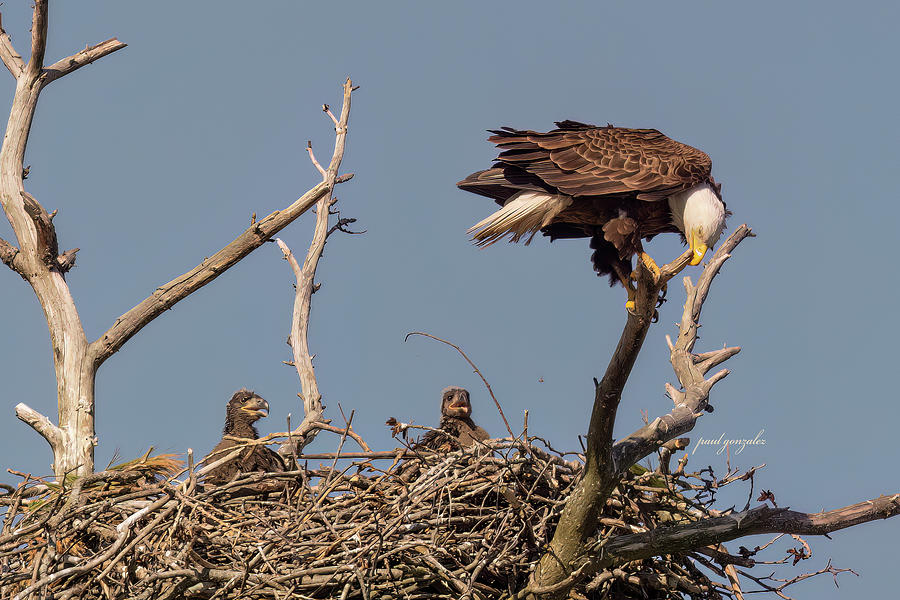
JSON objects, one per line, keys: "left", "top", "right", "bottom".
{"left": 276, "top": 78, "right": 354, "bottom": 458}
{"left": 532, "top": 243, "right": 678, "bottom": 596}
{"left": 405, "top": 331, "right": 515, "bottom": 439}
{"left": 612, "top": 225, "right": 754, "bottom": 471}
{"left": 532, "top": 226, "right": 753, "bottom": 598}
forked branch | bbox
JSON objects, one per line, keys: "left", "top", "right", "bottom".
{"left": 90, "top": 82, "right": 354, "bottom": 368}
{"left": 532, "top": 226, "right": 753, "bottom": 598}
{"left": 613, "top": 224, "right": 754, "bottom": 470}
{"left": 0, "top": 4, "right": 126, "bottom": 477}
{"left": 0, "top": 3, "right": 351, "bottom": 478}
{"left": 276, "top": 79, "right": 355, "bottom": 458}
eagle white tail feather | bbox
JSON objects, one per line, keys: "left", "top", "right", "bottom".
{"left": 468, "top": 192, "right": 572, "bottom": 246}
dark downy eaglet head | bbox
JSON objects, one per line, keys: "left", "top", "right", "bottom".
{"left": 441, "top": 386, "right": 471, "bottom": 418}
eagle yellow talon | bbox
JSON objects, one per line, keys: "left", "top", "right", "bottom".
{"left": 639, "top": 252, "right": 661, "bottom": 280}
{"left": 624, "top": 278, "right": 638, "bottom": 312}
{"left": 616, "top": 270, "right": 638, "bottom": 313}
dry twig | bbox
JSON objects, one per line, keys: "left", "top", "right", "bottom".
{"left": 1, "top": 439, "right": 886, "bottom": 600}
{"left": 405, "top": 331, "right": 515, "bottom": 439}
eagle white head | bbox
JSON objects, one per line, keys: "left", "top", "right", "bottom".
{"left": 668, "top": 183, "right": 726, "bottom": 265}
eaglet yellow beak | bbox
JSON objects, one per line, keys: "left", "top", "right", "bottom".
{"left": 689, "top": 229, "right": 707, "bottom": 266}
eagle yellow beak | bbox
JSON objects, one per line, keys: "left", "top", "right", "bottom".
{"left": 689, "top": 229, "right": 707, "bottom": 266}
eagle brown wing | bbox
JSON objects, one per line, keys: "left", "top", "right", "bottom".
{"left": 418, "top": 416, "right": 488, "bottom": 451}
{"left": 205, "top": 438, "right": 285, "bottom": 486}
{"left": 459, "top": 122, "right": 712, "bottom": 201}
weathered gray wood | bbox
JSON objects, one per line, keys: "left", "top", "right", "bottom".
{"left": 530, "top": 228, "right": 751, "bottom": 598}
{"left": 276, "top": 79, "right": 354, "bottom": 459}
{"left": 0, "top": 1, "right": 108, "bottom": 477}
{"left": 90, "top": 180, "right": 332, "bottom": 367}
{"left": 0, "top": 18, "right": 24, "bottom": 78}
{"left": 600, "top": 494, "right": 900, "bottom": 563}
{"left": 612, "top": 225, "right": 753, "bottom": 471}
{"left": 0, "top": 3, "right": 350, "bottom": 479}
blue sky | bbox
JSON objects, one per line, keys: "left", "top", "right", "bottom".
{"left": 0, "top": 2, "right": 897, "bottom": 597}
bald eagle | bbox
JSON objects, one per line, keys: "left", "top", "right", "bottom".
{"left": 457, "top": 121, "right": 727, "bottom": 307}
{"left": 204, "top": 389, "right": 285, "bottom": 486}
{"left": 418, "top": 386, "right": 489, "bottom": 451}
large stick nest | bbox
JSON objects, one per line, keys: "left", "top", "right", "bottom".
{"left": 0, "top": 439, "right": 752, "bottom": 599}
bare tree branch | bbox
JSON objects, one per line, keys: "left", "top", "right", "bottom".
{"left": 597, "top": 494, "right": 900, "bottom": 564}
{"left": 306, "top": 141, "right": 327, "bottom": 176}
{"left": 27, "top": 1, "right": 49, "bottom": 78}
{"left": 0, "top": 17, "right": 25, "bottom": 78}
{"left": 532, "top": 227, "right": 753, "bottom": 597}
{"left": 0, "top": 4, "right": 114, "bottom": 478}
{"left": 274, "top": 237, "right": 327, "bottom": 456}
{"left": 41, "top": 38, "right": 127, "bottom": 86}
{"left": 656, "top": 437, "right": 689, "bottom": 475}
{"left": 275, "top": 78, "right": 354, "bottom": 458}
{"left": 532, "top": 249, "right": 691, "bottom": 595}
{"left": 90, "top": 179, "right": 337, "bottom": 367}
{"left": 0, "top": 236, "right": 23, "bottom": 273}
{"left": 1, "top": 5, "right": 353, "bottom": 478}
{"left": 14, "top": 402, "right": 63, "bottom": 451}
{"left": 405, "top": 331, "right": 515, "bottom": 439}
{"left": 692, "top": 545, "right": 755, "bottom": 569}
{"left": 613, "top": 225, "right": 754, "bottom": 471}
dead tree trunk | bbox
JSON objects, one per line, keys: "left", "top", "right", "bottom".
{"left": 0, "top": 3, "right": 124, "bottom": 478}
{"left": 0, "top": 3, "right": 353, "bottom": 479}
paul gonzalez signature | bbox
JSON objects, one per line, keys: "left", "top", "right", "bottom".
{"left": 691, "top": 430, "right": 766, "bottom": 455}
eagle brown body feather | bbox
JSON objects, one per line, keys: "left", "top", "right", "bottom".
{"left": 204, "top": 389, "right": 285, "bottom": 486}
{"left": 457, "top": 121, "right": 721, "bottom": 285}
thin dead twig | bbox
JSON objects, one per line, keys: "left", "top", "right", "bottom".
{"left": 405, "top": 331, "right": 514, "bottom": 439}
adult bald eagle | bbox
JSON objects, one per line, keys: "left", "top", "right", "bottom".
{"left": 457, "top": 121, "right": 727, "bottom": 308}
{"left": 419, "top": 386, "right": 489, "bottom": 451}
{"left": 204, "top": 389, "right": 285, "bottom": 486}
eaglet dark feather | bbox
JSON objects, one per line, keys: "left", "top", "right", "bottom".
{"left": 204, "top": 389, "right": 285, "bottom": 486}
{"left": 418, "top": 386, "right": 489, "bottom": 451}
